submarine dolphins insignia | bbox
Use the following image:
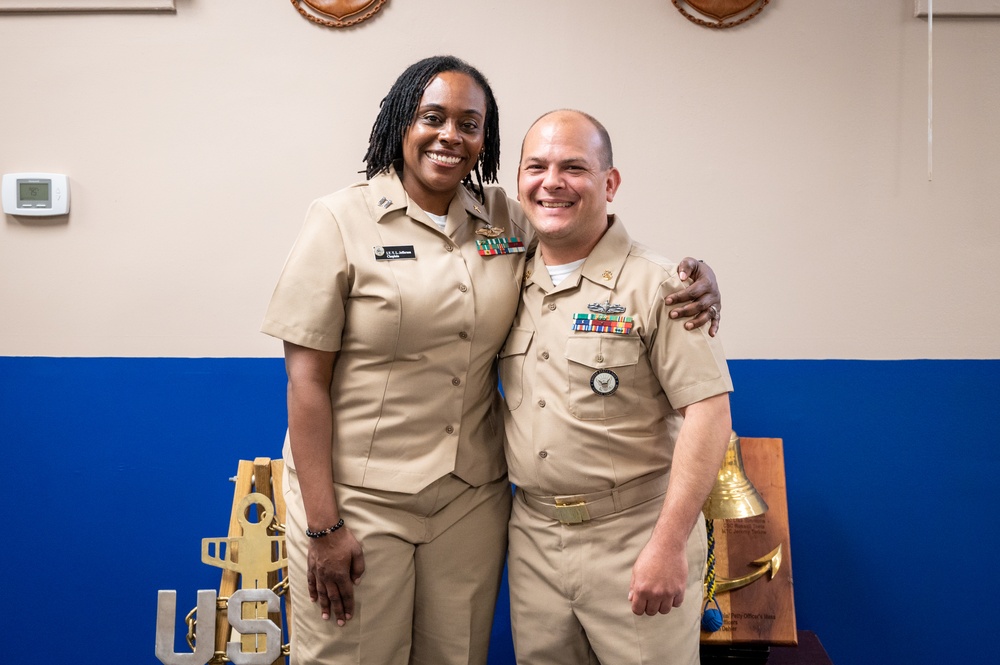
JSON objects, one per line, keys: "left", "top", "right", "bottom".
{"left": 588, "top": 299, "right": 626, "bottom": 315}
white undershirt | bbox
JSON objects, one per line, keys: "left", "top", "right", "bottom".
{"left": 546, "top": 258, "right": 586, "bottom": 287}
{"left": 425, "top": 211, "right": 447, "bottom": 231}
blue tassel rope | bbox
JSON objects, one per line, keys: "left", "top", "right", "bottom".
{"left": 702, "top": 517, "right": 724, "bottom": 632}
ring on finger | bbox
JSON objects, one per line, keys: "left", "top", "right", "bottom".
{"left": 709, "top": 305, "right": 719, "bottom": 320}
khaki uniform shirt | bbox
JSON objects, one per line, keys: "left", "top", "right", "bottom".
{"left": 499, "top": 216, "right": 732, "bottom": 496}
{"left": 263, "top": 168, "right": 531, "bottom": 493}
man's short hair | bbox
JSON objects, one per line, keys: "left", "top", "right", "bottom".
{"left": 523, "top": 109, "right": 615, "bottom": 170}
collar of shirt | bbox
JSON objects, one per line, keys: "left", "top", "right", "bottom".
{"left": 367, "top": 165, "right": 492, "bottom": 231}
{"left": 524, "top": 214, "right": 632, "bottom": 293}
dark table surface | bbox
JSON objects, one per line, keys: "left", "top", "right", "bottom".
{"left": 768, "top": 631, "right": 833, "bottom": 665}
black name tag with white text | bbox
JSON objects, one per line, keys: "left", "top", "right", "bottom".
{"left": 373, "top": 245, "right": 416, "bottom": 261}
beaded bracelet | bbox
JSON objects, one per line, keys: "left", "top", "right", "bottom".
{"left": 305, "top": 518, "right": 345, "bottom": 539}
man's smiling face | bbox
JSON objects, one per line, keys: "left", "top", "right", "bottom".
{"left": 517, "top": 111, "right": 621, "bottom": 262}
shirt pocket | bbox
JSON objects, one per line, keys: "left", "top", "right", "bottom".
{"left": 499, "top": 327, "right": 534, "bottom": 411}
{"left": 565, "top": 335, "right": 642, "bottom": 420}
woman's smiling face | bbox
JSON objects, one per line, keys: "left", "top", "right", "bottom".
{"left": 400, "top": 71, "right": 487, "bottom": 215}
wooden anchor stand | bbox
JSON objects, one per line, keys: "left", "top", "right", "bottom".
{"left": 200, "top": 458, "right": 291, "bottom": 665}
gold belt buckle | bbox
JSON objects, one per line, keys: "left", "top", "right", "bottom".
{"left": 554, "top": 498, "right": 590, "bottom": 524}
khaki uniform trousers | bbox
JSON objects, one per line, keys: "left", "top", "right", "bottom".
{"left": 508, "top": 488, "right": 707, "bottom": 665}
{"left": 284, "top": 467, "right": 511, "bottom": 665}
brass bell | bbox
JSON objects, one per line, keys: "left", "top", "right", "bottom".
{"left": 702, "top": 431, "right": 768, "bottom": 520}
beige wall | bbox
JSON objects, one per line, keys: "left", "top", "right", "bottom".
{"left": 1, "top": 1, "right": 997, "bottom": 359}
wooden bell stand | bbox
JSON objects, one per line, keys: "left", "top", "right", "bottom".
{"left": 700, "top": 437, "right": 797, "bottom": 663}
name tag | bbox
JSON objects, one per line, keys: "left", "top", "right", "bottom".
{"left": 374, "top": 245, "right": 416, "bottom": 261}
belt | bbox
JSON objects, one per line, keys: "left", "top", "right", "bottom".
{"left": 518, "top": 472, "right": 669, "bottom": 525}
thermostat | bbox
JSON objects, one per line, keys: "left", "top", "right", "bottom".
{"left": 2, "top": 173, "right": 70, "bottom": 216}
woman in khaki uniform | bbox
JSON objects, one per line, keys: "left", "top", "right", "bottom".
{"left": 262, "top": 56, "right": 721, "bottom": 665}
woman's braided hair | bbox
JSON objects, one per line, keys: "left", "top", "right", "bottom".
{"left": 363, "top": 55, "right": 501, "bottom": 201}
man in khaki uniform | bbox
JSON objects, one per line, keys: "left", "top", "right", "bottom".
{"left": 499, "top": 110, "right": 733, "bottom": 664}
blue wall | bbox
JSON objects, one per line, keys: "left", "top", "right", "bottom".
{"left": 2, "top": 358, "right": 996, "bottom": 664}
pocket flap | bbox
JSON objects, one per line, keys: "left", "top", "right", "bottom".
{"left": 500, "top": 327, "right": 534, "bottom": 358}
{"left": 565, "top": 335, "right": 641, "bottom": 369}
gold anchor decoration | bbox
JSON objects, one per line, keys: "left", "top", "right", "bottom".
{"left": 713, "top": 543, "right": 782, "bottom": 594}
{"left": 202, "top": 492, "right": 287, "bottom": 589}
{"left": 202, "top": 491, "right": 288, "bottom": 660}
{"left": 156, "top": 458, "right": 292, "bottom": 665}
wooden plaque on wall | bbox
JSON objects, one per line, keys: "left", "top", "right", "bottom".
{"left": 700, "top": 437, "right": 797, "bottom": 646}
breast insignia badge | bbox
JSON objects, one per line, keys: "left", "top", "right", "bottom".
{"left": 476, "top": 225, "right": 505, "bottom": 238}
{"left": 590, "top": 369, "right": 620, "bottom": 396}
{"left": 588, "top": 299, "right": 626, "bottom": 315}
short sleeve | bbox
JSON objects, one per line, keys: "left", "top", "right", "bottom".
{"left": 260, "top": 199, "right": 350, "bottom": 352}
{"left": 646, "top": 278, "right": 733, "bottom": 409}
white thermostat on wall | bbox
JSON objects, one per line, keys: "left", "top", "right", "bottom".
{"left": 2, "top": 173, "right": 70, "bottom": 216}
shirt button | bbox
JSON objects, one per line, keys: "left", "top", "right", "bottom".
{"left": 445, "top": 425, "right": 455, "bottom": 434}
{"left": 445, "top": 244, "right": 454, "bottom": 252}
{"left": 538, "top": 399, "right": 546, "bottom": 408}
{"left": 596, "top": 355, "right": 604, "bottom": 363}
{"left": 541, "top": 351, "right": 550, "bottom": 360}
{"left": 452, "top": 377, "right": 461, "bottom": 386}
{"left": 459, "top": 331, "right": 469, "bottom": 339}
{"left": 459, "top": 284, "right": 469, "bottom": 293}
{"left": 548, "top": 303, "right": 557, "bottom": 311}
{"left": 538, "top": 450, "right": 548, "bottom": 459}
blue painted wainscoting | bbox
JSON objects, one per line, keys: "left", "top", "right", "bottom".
{"left": 1, "top": 358, "right": 996, "bottom": 664}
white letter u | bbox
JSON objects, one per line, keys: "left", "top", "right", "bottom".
{"left": 154, "top": 589, "right": 217, "bottom": 665}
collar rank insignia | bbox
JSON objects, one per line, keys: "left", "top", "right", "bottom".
{"left": 477, "top": 236, "right": 526, "bottom": 256}
{"left": 572, "top": 313, "right": 633, "bottom": 335}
